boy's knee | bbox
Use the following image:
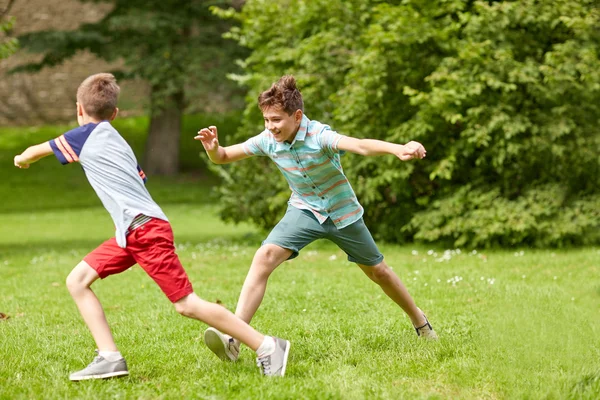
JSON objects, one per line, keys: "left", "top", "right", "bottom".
{"left": 65, "top": 261, "right": 97, "bottom": 294}
{"left": 65, "top": 270, "right": 84, "bottom": 294}
{"left": 366, "top": 263, "right": 392, "bottom": 282}
{"left": 174, "top": 301, "right": 188, "bottom": 316}
{"left": 174, "top": 295, "right": 194, "bottom": 317}
{"left": 255, "top": 244, "right": 288, "bottom": 266}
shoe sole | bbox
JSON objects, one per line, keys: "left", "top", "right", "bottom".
{"left": 69, "top": 370, "right": 129, "bottom": 381}
{"left": 279, "top": 340, "right": 291, "bottom": 377}
{"left": 204, "top": 328, "right": 237, "bottom": 362}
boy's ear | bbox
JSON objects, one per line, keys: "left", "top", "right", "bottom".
{"left": 110, "top": 108, "right": 119, "bottom": 121}
{"left": 294, "top": 109, "right": 303, "bottom": 123}
{"left": 76, "top": 102, "right": 84, "bottom": 116}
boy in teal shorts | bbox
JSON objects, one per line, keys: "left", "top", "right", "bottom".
{"left": 195, "top": 75, "right": 437, "bottom": 362}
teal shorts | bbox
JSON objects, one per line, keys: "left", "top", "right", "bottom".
{"left": 263, "top": 205, "right": 384, "bottom": 266}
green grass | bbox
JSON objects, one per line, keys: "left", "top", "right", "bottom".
{"left": 1, "top": 118, "right": 600, "bottom": 399}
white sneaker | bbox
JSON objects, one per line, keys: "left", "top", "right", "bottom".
{"left": 204, "top": 327, "right": 240, "bottom": 361}
{"left": 256, "top": 337, "right": 290, "bottom": 377}
{"left": 415, "top": 315, "right": 438, "bottom": 339}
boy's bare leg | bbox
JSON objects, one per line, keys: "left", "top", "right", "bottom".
{"left": 174, "top": 293, "right": 265, "bottom": 351}
{"left": 234, "top": 244, "right": 292, "bottom": 323}
{"left": 358, "top": 261, "right": 427, "bottom": 327}
{"left": 201, "top": 244, "right": 291, "bottom": 360}
{"left": 179, "top": 292, "right": 292, "bottom": 376}
{"left": 66, "top": 261, "right": 118, "bottom": 351}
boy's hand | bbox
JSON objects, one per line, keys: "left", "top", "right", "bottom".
{"left": 195, "top": 126, "right": 220, "bottom": 153}
{"left": 14, "top": 154, "right": 30, "bottom": 169}
{"left": 398, "top": 141, "right": 426, "bottom": 161}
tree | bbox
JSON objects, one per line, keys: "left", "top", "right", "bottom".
{"left": 0, "top": 0, "right": 18, "bottom": 59}
{"left": 14, "top": 0, "right": 244, "bottom": 175}
{"left": 212, "top": 0, "right": 600, "bottom": 247}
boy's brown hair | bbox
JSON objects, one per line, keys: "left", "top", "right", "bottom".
{"left": 77, "top": 73, "right": 120, "bottom": 120}
{"left": 258, "top": 75, "right": 304, "bottom": 115}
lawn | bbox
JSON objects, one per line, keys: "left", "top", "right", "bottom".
{"left": 1, "top": 118, "right": 599, "bottom": 399}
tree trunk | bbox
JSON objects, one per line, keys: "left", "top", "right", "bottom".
{"left": 144, "top": 89, "right": 185, "bottom": 176}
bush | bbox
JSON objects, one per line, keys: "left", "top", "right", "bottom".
{"left": 213, "top": 0, "right": 600, "bottom": 247}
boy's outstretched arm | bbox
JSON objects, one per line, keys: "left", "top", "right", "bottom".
{"left": 195, "top": 126, "right": 250, "bottom": 164}
{"left": 337, "top": 136, "right": 426, "bottom": 161}
{"left": 14, "top": 142, "right": 53, "bottom": 169}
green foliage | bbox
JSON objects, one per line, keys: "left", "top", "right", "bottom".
{"left": 214, "top": 0, "right": 600, "bottom": 247}
{"left": 0, "top": 16, "right": 18, "bottom": 59}
{"left": 406, "top": 184, "right": 600, "bottom": 247}
{"left": 13, "top": 0, "right": 245, "bottom": 112}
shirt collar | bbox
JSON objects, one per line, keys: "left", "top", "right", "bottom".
{"left": 293, "top": 115, "right": 309, "bottom": 143}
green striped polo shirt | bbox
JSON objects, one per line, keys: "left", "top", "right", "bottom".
{"left": 243, "top": 115, "right": 363, "bottom": 228}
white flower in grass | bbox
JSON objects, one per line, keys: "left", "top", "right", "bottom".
{"left": 553, "top": 276, "right": 557, "bottom": 280}
{"left": 427, "top": 250, "right": 434, "bottom": 255}
{"left": 471, "top": 250, "right": 478, "bottom": 255}
{"left": 522, "top": 275, "right": 526, "bottom": 279}
{"left": 411, "top": 250, "right": 419, "bottom": 256}
{"left": 328, "top": 254, "right": 337, "bottom": 261}
{"left": 456, "top": 249, "right": 462, "bottom": 254}
{"left": 447, "top": 276, "right": 463, "bottom": 285}
{"left": 436, "top": 252, "right": 452, "bottom": 262}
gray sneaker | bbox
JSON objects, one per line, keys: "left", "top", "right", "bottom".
{"left": 415, "top": 315, "right": 438, "bottom": 340}
{"left": 256, "top": 337, "right": 290, "bottom": 377}
{"left": 69, "top": 353, "right": 129, "bottom": 381}
{"left": 204, "top": 327, "right": 240, "bottom": 361}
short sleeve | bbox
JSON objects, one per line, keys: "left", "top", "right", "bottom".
{"left": 242, "top": 132, "right": 267, "bottom": 156}
{"left": 49, "top": 123, "right": 96, "bottom": 165}
{"left": 316, "top": 128, "right": 345, "bottom": 154}
{"left": 137, "top": 165, "right": 148, "bottom": 184}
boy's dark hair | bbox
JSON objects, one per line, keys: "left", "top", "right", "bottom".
{"left": 77, "top": 73, "right": 120, "bottom": 120}
{"left": 258, "top": 75, "right": 304, "bottom": 115}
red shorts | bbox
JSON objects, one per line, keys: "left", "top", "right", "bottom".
{"left": 83, "top": 218, "right": 193, "bottom": 303}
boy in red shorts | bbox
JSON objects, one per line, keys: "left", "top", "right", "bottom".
{"left": 13, "top": 73, "right": 290, "bottom": 380}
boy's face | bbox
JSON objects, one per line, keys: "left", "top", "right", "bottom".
{"left": 262, "top": 106, "right": 302, "bottom": 143}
